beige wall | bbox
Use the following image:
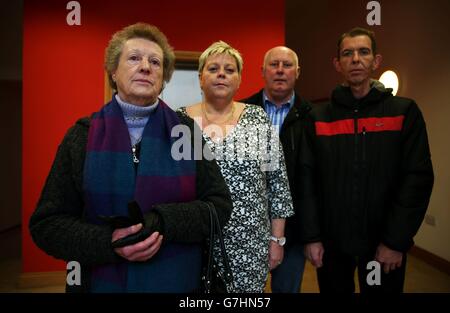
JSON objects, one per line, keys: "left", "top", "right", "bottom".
{"left": 287, "top": 0, "right": 450, "bottom": 260}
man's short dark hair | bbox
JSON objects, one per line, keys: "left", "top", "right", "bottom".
{"left": 337, "top": 27, "right": 377, "bottom": 58}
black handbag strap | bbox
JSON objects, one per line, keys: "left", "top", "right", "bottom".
{"left": 210, "top": 203, "right": 233, "bottom": 284}
{"left": 204, "top": 202, "right": 233, "bottom": 292}
{"left": 205, "top": 203, "right": 215, "bottom": 290}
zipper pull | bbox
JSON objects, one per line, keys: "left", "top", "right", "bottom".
{"left": 362, "top": 126, "right": 366, "bottom": 164}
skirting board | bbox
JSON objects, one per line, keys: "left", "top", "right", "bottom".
{"left": 409, "top": 245, "right": 450, "bottom": 276}
{"left": 18, "top": 246, "right": 449, "bottom": 289}
{"left": 18, "top": 271, "right": 65, "bottom": 289}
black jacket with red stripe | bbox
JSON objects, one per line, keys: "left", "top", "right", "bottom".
{"left": 299, "top": 82, "right": 434, "bottom": 256}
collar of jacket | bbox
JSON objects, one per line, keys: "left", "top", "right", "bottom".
{"left": 331, "top": 79, "right": 393, "bottom": 110}
{"left": 281, "top": 93, "right": 312, "bottom": 130}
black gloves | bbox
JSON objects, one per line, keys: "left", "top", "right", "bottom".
{"left": 99, "top": 201, "right": 164, "bottom": 248}
{"left": 143, "top": 211, "right": 164, "bottom": 235}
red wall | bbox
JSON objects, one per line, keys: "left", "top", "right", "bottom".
{"left": 22, "top": 0, "right": 285, "bottom": 272}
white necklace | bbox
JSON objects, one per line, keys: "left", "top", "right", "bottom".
{"left": 132, "top": 144, "right": 139, "bottom": 164}
{"left": 130, "top": 134, "right": 142, "bottom": 164}
{"left": 201, "top": 102, "right": 235, "bottom": 125}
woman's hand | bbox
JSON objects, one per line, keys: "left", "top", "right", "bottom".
{"left": 112, "top": 223, "right": 163, "bottom": 261}
{"left": 269, "top": 241, "right": 284, "bottom": 270}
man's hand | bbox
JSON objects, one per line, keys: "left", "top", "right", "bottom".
{"left": 269, "top": 241, "right": 284, "bottom": 270}
{"left": 304, "top": 242, "right": 324, "bottom": 268}
{"left": 112, "top": 223, "right": 163, "bottom": 261}
{"left": 375, "top": 243, "right": 403, "bottom": 274}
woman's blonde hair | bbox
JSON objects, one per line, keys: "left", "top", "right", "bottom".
{"left": 198, "top": 41, "right": 243, "bottom": 75}
{"left": 104, "top": 23, "right": 175, "bottom": 90}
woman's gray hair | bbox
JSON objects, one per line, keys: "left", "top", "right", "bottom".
{"left": 104, "top": 23, "right": 175, "bottom": 90}
{"left": 198, "top": 41, "right": 243, "bottom": 75}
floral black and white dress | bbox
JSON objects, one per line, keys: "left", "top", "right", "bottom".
{"left": 179, "top": 104, "right": 294, "bottom": 292}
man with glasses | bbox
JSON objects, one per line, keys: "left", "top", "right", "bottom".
{"left": 300, "top": 27, "right": 434, "bottom": 293}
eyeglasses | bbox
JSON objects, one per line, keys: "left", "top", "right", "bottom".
{"left": 340, "top": 48, "right": 372, "bottom": 58}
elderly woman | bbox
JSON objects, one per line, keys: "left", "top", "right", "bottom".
{"left": 178, "top": 41, "right": 294, "bottom": 292}
{"left": 29, "top": 23, "right": 232, "bottom": 293}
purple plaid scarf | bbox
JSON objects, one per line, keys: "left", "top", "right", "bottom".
{"left": 83, "top": 97, "right": 201, "bottom": 292}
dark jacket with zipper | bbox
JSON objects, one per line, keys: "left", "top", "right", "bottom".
{"left": 29, "top": 112, "right": 232, "bottom": 292}
{"left": 299, "top": 82, "right": 434, "bottom": 256}
{"left": 240, "top": 89, "right": 312, "bottom": 246}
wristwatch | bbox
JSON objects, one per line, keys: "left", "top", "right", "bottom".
{"left": 270, "top": 236, "right": 286, "bottom": 246}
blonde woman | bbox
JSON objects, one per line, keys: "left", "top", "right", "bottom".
{"left": 178, "top": 41, "right": 294, "bottom": 292}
